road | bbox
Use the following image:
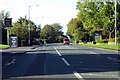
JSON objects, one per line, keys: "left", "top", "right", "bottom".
{"left": 2, "top": 43, "right": 120, "bottom": 80}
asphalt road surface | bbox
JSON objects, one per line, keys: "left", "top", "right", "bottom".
{"left": 2, "top": 43, "right": 120, "bottom": 80}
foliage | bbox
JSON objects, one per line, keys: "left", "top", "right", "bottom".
{"left": 108, "top": 38, "right": 119, "bottom": 42}
{"left": 108, "top": 38, "right": 115, "bottom": 42}
{"left": 76, "top": 1, "right": 119, "bottom": 39}
{"left": 0, "top": 44, "right": 10, "bottom": 49}
{"left": 96, "top": 39, "right": 108, "bottom": 43}
{"left": 52, "top": 23, "right": 63, "bottom": 42}
{"left": 67, "top": 18, "right": 85, "bottom": 41}
{"left": 40, "top": 23, "right": 64, "bottom": 43}
{"left": 9, "top": 17, "right": 37, "bottom": 45}
{"left": 77, "top": 2, "right": 100, "bottom": 36}
{"left": 10, "top": 18, "right": 27, "bottom": 39}
{"left": 41, "top": 24, "right": 55, "bottom": 39}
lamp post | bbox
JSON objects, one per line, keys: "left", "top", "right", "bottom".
{"left": 115, "top": 0, "right": 117, "bottom": 45}
{"left": 28, "top": 5, "right": 39, "bottom": 45}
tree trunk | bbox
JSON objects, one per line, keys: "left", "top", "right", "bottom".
{"left": 109, "top": 32, "right": 112, "bottom": 39}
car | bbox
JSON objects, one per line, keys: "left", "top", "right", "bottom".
{"left": 63, "top": 38, "right": 70, "bottom": 45}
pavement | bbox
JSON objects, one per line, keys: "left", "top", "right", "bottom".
{"left": 0, "top": 46, "right": 36, "bottom": 53}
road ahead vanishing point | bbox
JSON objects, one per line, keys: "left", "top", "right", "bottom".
{"left": 2, "top": 43, "right": 120, "bottom": 80}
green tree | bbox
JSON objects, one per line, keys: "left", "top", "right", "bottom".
{"left": 67, "top": 18, "right": 84, "bottom": 42}
{"left": 100, "top": 2, "right": 115, "bottom": 38}
{"left": 77, "top": 2, "right": 101, "bottom": 36}
{"left": 40, "top": 24, "right": 55, "bottom": 42}
{"left": 52, "top": 23, "right": 63, "bottom": 42}
{"left": 77, "top": 1, "right": 118, "bottom": 39}
{"left": 41, "top": 23, "right": 64, "bottom": 43}
{"left": 9, "top": 17, "right": 36, "bottom": 45}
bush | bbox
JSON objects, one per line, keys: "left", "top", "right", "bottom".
{"left": 96, "top": 40, "right": 103, "bottom": 43}
{"left": 96, "top": 39, "right": 108, "bottom": 43}
{"left": 109, "top": 38, "right": 115, "bottom": 42}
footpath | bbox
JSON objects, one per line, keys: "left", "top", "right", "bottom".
{"left": 0, "top": 46, "right": 35, "bottom": 53}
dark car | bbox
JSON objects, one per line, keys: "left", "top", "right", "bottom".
{"left": 63, "top": 38, "right": 70, "bottom": 45}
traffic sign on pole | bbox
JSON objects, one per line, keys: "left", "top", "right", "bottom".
{"left": 4, "top": 18, "right": 12, "bottom": 27}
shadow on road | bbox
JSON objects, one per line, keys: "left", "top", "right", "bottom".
{"left": 2, "top": 51, "right": 120, "bottom": 79}
{"left": 63, "top": 53, "right": 120, "bottom": 73}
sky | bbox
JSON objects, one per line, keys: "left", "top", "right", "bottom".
{"left": 0, "top": 0, "right": 78, "bottom": 34}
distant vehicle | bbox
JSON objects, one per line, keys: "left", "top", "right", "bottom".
{"left": 63, "top": 38, "right": 70, "bottom": 45}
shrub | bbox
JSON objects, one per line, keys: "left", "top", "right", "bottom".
{"left": 96, "top": 39, "right": 108, "bottom": 43}
{"left": 109, "top": 38, "right": 115, "bottom": 42}
{"left": 96, "top": 40, "right": 103, "bottom": 43}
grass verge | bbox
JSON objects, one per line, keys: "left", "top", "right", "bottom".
{"left": 78, "top": 43, "right": 118, "bottom": 51}
{"left": 0, "top": 44, "right": 10, "bottom": 49}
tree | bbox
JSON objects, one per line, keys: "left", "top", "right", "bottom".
{"left": 40, "top": 24, "right": 55, "bottom": 42}
{"left": 40, "top": 23, "right": 64, "bottom": 43}
{"left": 9, "top": 17, "right": 37, "bottom": 45}
{"left": 52, "top": 23, "right": 63, "bottom": 42}
{"left": 67, "top": 18, "right": 85, "bottom": 42}
{"left": 77, "top": 1, "right": 117, "bottom": 39}
{"left": 99, "top": 2, "right": 115, "bottom": 38}
{"left": 77, "top": 2, "right": 101, "bottom": 36}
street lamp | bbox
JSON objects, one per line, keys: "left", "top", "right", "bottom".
{"left": 28, "top": 5, "right": 39, "bottom": 45}
{"left": 115, "top": 0, "right": 117, "bottom": 45}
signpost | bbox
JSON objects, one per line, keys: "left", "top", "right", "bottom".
{"left": 4, "top": 18, "right": 12, "bottom": 45}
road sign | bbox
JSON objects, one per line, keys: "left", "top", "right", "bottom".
{"left": 4, "top": 18, "right": 12, "bottom": 27}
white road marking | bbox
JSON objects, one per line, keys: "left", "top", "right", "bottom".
{"left": 107, "top": 57, "right": 120, "bottom": 61}
{"left": 81, "top": 73, "right": 117, "bottom": 77}
{"left": 54, "top": 47, "right": 62, "bottom": 56}
{"left": 73, "top": 71, "right": 83, "bottom": 79}
{"left": 61, "top": 58, "right": 70, "bottom": 66}
{"left": 54, "top": 46, "right": 83, "bottom": 80}
{"left": 88, "top": 51, "right": 96, "bottom": 54}
{"left": 5, "top": 59, "right": 15, "bottom": 66}
{"left": 83, "top": 50, "right": 98, "bottom": 55}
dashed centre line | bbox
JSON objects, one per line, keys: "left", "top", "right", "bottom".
{"left": 54, "top": 47, "right": 62, "bottom": 56}
{"left": 61, "top": 58, "right": 70, "bottom": 66}
{"left": 54, "top": 46, "right": 84, "bottom": 80}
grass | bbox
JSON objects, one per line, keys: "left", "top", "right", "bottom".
{"left": 78, "top": 43, "right": 119, "bottom": 51}
{"left": 0, "top": 44, "right": 10, "bottom": 49}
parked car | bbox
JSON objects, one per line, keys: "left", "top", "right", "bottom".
{"left": 63, "top": 38, "right": 70, "bottom": 45}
